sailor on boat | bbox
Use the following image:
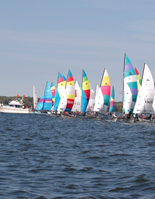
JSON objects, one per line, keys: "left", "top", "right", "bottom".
{"left": 112, "top": 112, "right": 116, "bottom": 118}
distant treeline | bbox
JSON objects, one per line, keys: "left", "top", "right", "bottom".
{"left": 0, "top": 96, "right": 123, "bottom": 112}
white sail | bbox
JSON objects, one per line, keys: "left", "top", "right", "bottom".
{"left": 152, "top": 89, "right": 155, "bottom": 113}
{"left": 133, "top": 86, "right": 145, "bottom": 114}
{"left": 33, "top": 85, "right": 38, "bottom": 109}
{"left": 133, "top": 64, "right": 154, "bottom": 114}
{"left": 94, "top": 86, "right": 106, "bottom": 114}
{"left": 57, "top": 89, "right": 67, "bottom": 114}
{"left": 123, "top": 83, "right": 133, "bottom": 114}
{"left": 71, "top": 81, "right": 82, "bottom": 112}
{"left": 86, "top": 83, "right": 95, "bottom": 112}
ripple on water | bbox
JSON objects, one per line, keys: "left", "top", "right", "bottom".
{"left": 0, "top": 113, "right": 155, "bottom": 198}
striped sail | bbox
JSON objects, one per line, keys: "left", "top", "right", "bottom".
{"left": 53, "top": 72, "right": 65, "bottom": 111}
{"left": 63, "top": 76, "right": 67, "bottom": 86}
{"left": 81, "top": 70, "right": 90, "bottom": 113}
{"left": 71, "top": 81, "right": 82, "bottom": 112}
{"left": 51, "top": 82, "right": 56, "bottom": 106}
{"left": 133, "top": 64, "right": 154, "bottom": 114}
{"left": 123, "top": 54, "right": 138, "bottom": 114}
{"left": 43, "top": 82, "right": 53, "bottom": 110}
{"left": 36, "top": 94, "right": 44, "bottom": 111}
{"left": 135, "top": 68, "right": 142, "bottom": 93}
{"left": 100, "top": 69, "right": 111, "bottom": 113}
{"left": 58, "top": 73, "right": 66, "bottom": 98}
{"left": 65, "top": 70, "right": 75, "bottom": 112}
{"left": 109, "top": 86, "right": 115, "bottom": 113}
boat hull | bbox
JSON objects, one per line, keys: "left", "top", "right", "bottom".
{"left": 0, "top": 106, "right": 30, "bottom": 114}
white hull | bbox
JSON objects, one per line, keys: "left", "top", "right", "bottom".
{"left": 0, "top": 106, "right": 30, "bottom": 114}
{"left": 138, "top": 118, "right": 153, "bottom": 123}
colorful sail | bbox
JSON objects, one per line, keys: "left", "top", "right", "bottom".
{"left": 53, "top": 90, "right": 60, "bottom": 111}
{"left": 100, "top": 69, "right": 111, "bottom": 112}
{"left": 135, "top": 68, "right": 142, "bottom": 93}
{"left": 63, "top": 76, "right": 67, "bottom": 86}
{"left": 65, "top": 70, "right": 75, "bottom": 112}
{"left": 109, "top": 86, "right": 115, "bottom": 113}
{"left": 43, "top": 82, "right": 53, "bottom": 110}
{"left": 123, "top": 54, "right": 138, "bottom": 114}
{"left": 53, "top": 72, "right": 65, "bottom": 111}
{"left": 36, "top": 94, "right": 44, "bottom": 111}
{"left": 58, "top": 73, "right": 66, "bottom": 98}
{"left": 81, "top": 70, "right": 90, "bottom": 113}
{"left": 51, "top": 82, "right": 56, "bottom": 106}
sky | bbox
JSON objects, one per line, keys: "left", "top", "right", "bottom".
{"left": 1, "top": 0, "right": 155, "bottom": 101}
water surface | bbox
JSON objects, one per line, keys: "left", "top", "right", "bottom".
{"left": 0, "top": 113, "right": 155, "bottom": 198}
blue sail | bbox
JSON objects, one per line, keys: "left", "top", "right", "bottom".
{"left": 53, "top": 89, "right": 61, "bottom": 111}
{"left": 81, "top": 89, "right": 87, "bottom": 113}
{"left": 36, "top": 94, "right": 44, "bottom": 111}
{"left": 109, "top": 86, "right": 115, "bottom": 113}
{"left": 43, "top": 82, "right": 52, "bottom": 110}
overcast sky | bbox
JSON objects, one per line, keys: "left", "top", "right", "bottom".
{"left": 1, "top": 0, "right": 155, "bottom": 101}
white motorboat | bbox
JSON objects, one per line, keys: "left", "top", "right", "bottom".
{"left": 0, "top": 100, "right": 30, "bottom": 114}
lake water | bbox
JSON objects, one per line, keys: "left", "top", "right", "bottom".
{"left": 0, "top": 113, "right": 155, "bottom": 199}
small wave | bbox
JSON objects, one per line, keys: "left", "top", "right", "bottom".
{"left": 63, "top": 167, "right": 76, "bottom": 171}
{"left": 5, "top": 128, "right": 13, "bottom": 131}
{"left": 109, "top": 187, "right": 127, "bottom": 192}
{"left": 65, "top": 184, "right": 79, "bottom": 189}
{"left": 79, "top": 167, "right": 93, "bottom": 171}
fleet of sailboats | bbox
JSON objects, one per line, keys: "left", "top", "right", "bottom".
{"left": 30, "top": 53, "right": 155, "bottom": 123}
{"left": 1, "top": 53, "right": 155, "bottom": 122}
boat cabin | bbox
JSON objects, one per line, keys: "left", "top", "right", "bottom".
{"left": 9, "top": 100, "right": 25, "bottom": 108}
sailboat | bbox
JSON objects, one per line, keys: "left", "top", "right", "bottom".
{"left": 123, "top": 54, "right": 138, "bottom": 115}
{"left": 71, "top": 81, "right": 82, "bottom": 112}
{"left": 65, "top": 70, "right": 75, "bottom": 112}
{"left": 51, "top": 82, "right": 56, "bottom": 107}
{"left": 81, "top": 70, "right": 90, "bottom": 113}
{"left": 43, "top": 81, "right": 53, "bottom": 111}
{"left": 109, "top": 86, "right": 115, "bottom": 114}
{"left": 133, "top": 63, "right": 154, "bottom": 118}
{"left": 33, "top": 85, "right": 38, "bottom": 110}
{"left": 36, "top": 94, "right": 44, "bottom": 111}
{"left": 53, "top": 73, "right": 66, "bottom": 112}
{"left": 86, "top": 83, "right": 95, "bottom": 112}
{"left": 94, "top": 68, "right": 111, "bottom": 116}
{"left": 94, "top": 85, "right": 104, "bottom": 114}
{"left": 57, "top": 70, "right": 75, "bottom": 114}
{"left": 135, "top": 68, "right": 142, "bottom": 93}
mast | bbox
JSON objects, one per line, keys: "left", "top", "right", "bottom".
{"left": 57, "top": 72, "right": 59, "bottom": 89}
{"left": 141, "top": 63, "right": 145, "bottom": 86}
{"left": 100, "top": 68, "right": 105, "bottom": 87}
{"left": 81, "top": 69, "right": 83, "bottom": 111}
{"left": 122, "top": 53, "right": 126, "bottom": 112}
{"left": 141, "top": 64, "right": 145, "bottom": 112}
